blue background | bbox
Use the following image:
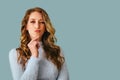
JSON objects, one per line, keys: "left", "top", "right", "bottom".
{"left": 0, "top": 0, "right": 120, "bottom": 80}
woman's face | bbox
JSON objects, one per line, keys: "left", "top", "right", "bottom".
{"left": 26, "top": 11, "right": 45, "bottom": 40}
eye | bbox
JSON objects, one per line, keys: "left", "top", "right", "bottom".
{"left": 39, "top": 22, "right": 45, "bottom": 24}
{"left": 30, "top": 21, "right": 35, "bottom": 23}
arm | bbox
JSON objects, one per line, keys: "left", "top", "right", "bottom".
{"left": 9, "top": 48, "right": 41, "bottom": 80}
{"left": 57, "top": 62, "right": 69, "bottom": 80}
{"left": 57, "top": 48, "right": 69, "bottom": 80}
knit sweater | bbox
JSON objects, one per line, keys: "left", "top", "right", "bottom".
{"left": 9, "top": 43, "right": 69, "bottom": 80}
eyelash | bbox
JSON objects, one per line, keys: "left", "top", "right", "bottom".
{"left": 40, "top": 22, "right": 45, "bottom": 24}
{"left": 30, "top": 21, "right": 35, "bottom": 23}
{"left": 30, "top": 21, "right": 45, "bottom": 24}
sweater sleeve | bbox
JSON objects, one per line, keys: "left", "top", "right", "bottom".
{"left": 9, "top": 48, "right": 41, "bottom": 80}
{"left": 57, "top": 62, "right": 69, "bottom": 80}
{"left": 57, "top": 48, "right": 69, "bottom": 80}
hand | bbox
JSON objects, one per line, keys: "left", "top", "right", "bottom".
{"left": 27, "top": 37, "right": 40, "bottom": 58}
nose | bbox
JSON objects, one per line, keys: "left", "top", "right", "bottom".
{"left": 35, "top": 22, "right": 40, "bottom": 29}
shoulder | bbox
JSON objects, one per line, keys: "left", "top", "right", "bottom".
{"left": 9, "top": 48, "right": 18, "bottom": 61}
{"left": 59, "top": 46, "right": 65, "bottom": 57}
{"left": 9, "top": 48, "right": 17, "bottom": 56}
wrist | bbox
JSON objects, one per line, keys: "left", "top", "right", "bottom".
{"left": 32, "top": 54, "right": 38, "bottom": 58}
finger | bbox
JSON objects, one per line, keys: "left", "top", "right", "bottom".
{"left": 32, "top": 36, "right": 40, "bottom": 40}
{"left": 31, "top": 37, "right": 39, "bottom": 42}
{"left": 29, "top": 39, "right": 38, "bottom": 46}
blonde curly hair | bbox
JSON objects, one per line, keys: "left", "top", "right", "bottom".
{"left": 16, "top": 7, "right": 64, "bottom": 70}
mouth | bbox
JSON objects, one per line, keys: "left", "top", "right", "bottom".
{"left": 35, "top": 30, "right": 40, "bottom": 32}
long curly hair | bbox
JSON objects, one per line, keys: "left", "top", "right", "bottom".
{"left": 16, "top": 7, "right": 64, "bottom": 70}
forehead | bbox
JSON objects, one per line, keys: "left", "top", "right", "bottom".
{"left": 29, "top": 11, "right": 43, "bottom": 20}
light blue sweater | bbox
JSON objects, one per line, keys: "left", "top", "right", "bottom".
{"left": 9, "top": 44, "right": 69, "bottom": 80}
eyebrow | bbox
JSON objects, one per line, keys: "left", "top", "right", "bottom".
{"left": 29, "top": 18, "right": 44, "bottom": 21}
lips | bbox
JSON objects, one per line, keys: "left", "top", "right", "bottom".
{"left": 35, "top": 30, "right": 40, "bottom": 32}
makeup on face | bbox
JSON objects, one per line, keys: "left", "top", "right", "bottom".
{"left": 35, "top": 29, "right": 41, "bottom": 32}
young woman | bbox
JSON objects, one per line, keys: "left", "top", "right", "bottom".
{"left": 9, "top": 7, "right": 69, "bottom": 80}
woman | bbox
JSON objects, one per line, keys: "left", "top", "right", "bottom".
{"left": 9, "top": 7, "right": 69, "bottom": 80}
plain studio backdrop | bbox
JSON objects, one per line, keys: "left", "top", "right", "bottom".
{"left": 0, "top": 0, "right": 120, "bottom": 80}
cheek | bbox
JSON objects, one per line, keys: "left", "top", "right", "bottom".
{"left": 27, "top": 24, "right": 34, "bottom": 31}
{"left": 41, "top": 26, "right": 46, "bottom": 33}
{"left": 26, "top": 26, "right": 34, "bottom": 35}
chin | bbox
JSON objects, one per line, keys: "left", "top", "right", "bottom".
{"left": 31, "top": 35, "right": 40, "bottom": 39}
